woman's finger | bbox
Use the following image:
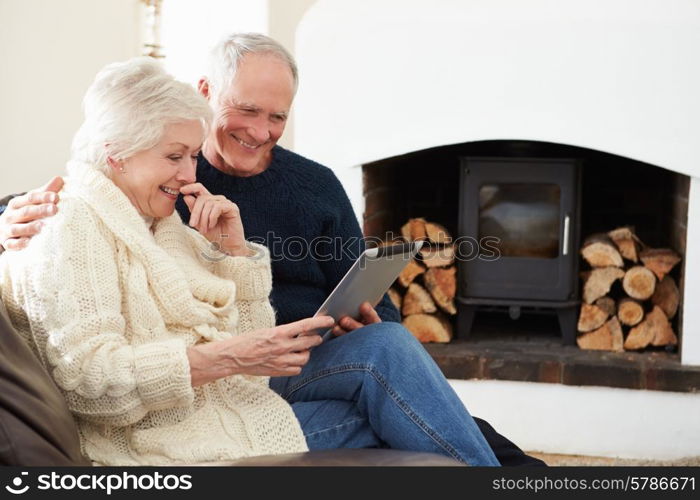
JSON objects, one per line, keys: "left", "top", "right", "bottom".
{"left": 286, "top": 350, "right": 311, "bottom": 368}
{"left": 182, "top": 194, "right": 196, "bottom": 213}
{"left": 179, "top": 182, "right": 209, "bottom": 197}
{"left": 188, "top": 194, "right": 207, "bottom": 229}
{"left": 208, "top": 203, "right": 223, "bottom": 233}
{"left": 199, "top": 200, "right": 215, "bottom": 233}
{"left": 278, "top": 316, "right": 335, "bottom": 338}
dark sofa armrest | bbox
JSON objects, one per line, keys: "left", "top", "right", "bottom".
{"left": 0, "top": 300, "right": 90, "bottom": 465}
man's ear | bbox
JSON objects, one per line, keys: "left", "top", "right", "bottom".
{"left": 197, "top": 78, "right": 210, "bottom": 100}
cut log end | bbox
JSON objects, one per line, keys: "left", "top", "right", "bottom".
{"left": 397, "top": 259, "right": 425, "bottom": 288}
{"left": 580, "top": 234, "right": 624, "bottom": 268}
{"left": 594, "top": 297, "right": 616, "bottom": 317}
{"left": 402, "top": 314, "right": 453, "bottom": 343}
{"left": 423, "top": 267, "right": 457, "bottom": 315}
{"left": 639, "top": 248, "right": 681, "bottom": 281}
{"left": 402, "top": 283, "right": 437, "bottom": 316}
{"left": 607, "top": 226, "right": 640, "bottom": 263}
{"left": 624, "top": 306, "right": 677, "bottom": 350}
{"left": 622, "top": 266, "right": 656, "bottom": 301}
{"left": 419, "top": 245, "right": 455, "bottom": 268}
{"left": 582, "top": 267, "right": 625, "bottom": 304}
{"left": 617, "top": 298, "right": 644, "bottom": 327}
{"left": 424, "top": 222, "right": 452, "bottom": 244}
{"left": 577, "top": 317, "right": 623, "bottom": 351}
{"left": 577, "top": 303, "right": 610, "bottom": 332}
{"left": 647, "top": 306, "right": 678, "bottom": 347}
{"left": 401, "top": 218, "right": 427, "bottom": 243}
{"left": 651, "top": 275, "right": 680, "bottom": 319}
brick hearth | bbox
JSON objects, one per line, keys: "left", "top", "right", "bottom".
{"left": 424, "top": 312, "right": 700, "bottom": 393}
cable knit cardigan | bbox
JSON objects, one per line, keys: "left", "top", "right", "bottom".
{"left": 0, "top": 165, "right": 308, "bottom": 465}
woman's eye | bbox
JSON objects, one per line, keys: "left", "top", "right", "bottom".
{"left": 191, "top": 155, "right": 199, "bottom": 161}
{"left": 168, "top": 155, "right": 182, "bottom": 161}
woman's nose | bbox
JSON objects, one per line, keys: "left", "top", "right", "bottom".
{"left": 177, "top": 159, "right": 197, "bottom": 184}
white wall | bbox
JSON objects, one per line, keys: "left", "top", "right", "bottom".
{"left": 267, "top": 0, "right": 317, "bottom": 148}
{"left": 159, "top": 0, "right": 268, "bottom": 88}
{"left": 295, "top": 0, "right": 700, "bottom": 176}
{"left": 0, "top": 0, "right": 141, "bottom": 194}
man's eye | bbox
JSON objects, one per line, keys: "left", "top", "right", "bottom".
{"left": 271, "top": 115, "right": 287, "bottom": 123}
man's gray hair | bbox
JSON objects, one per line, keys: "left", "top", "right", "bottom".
{"left": 205, "top": 32, "right": 298, "bottom": 101}
{"left": 70, "top": 57, "right": 212, "bottom": 174}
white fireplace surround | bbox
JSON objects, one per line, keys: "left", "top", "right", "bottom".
{"left": 294, "top": 0, "right": 700, "bottom": 367}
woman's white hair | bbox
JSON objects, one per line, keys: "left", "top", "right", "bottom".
{"left": 71, "top": 57, "right": 212, "bottom": 174}
{"left": 205, "top": 32, "right": 298, "bottom": 102}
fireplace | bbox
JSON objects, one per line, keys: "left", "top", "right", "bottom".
{"left": 360, "top": 139, "right": 688, "bottom": 351}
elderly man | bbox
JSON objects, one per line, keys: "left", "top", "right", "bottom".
{"left": 0, "top": 33, "right": 544, "bottom": 466}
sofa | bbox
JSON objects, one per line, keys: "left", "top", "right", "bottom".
{"left": 0, "top": 297, "right": 462, "bottom": 467}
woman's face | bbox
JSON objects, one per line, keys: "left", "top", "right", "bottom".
{"left": 112, "top": 120, "right": 203, "bottom": 218}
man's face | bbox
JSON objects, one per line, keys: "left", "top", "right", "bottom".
{"left": 204, "top": 53, "right": 295, "bottom": 177}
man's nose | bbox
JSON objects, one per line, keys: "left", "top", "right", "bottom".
{"left": 247, "top": 118, "right": 271, "bottom": 144}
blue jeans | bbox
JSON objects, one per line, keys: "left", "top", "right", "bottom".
{"left": 269, "top": 322, "right": 500, "bottom": 466}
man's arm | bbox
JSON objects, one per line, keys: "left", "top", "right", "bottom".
{"left": 0, "top": 177, "right": 63, "bottom": 251}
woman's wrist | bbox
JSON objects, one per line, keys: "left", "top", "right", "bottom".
{"left": 187, "top": 340, "right": 241, "bottom": 387}
{"left": 220, "top": 241, "right": 255, "bottom": 257}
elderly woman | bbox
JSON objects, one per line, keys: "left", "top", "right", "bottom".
{"left": 0, "top": 58, "right": 499, "bottom": 466}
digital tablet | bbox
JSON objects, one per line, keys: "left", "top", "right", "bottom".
{"left": 313, "top": 241, "right": 424, "bottom": 340}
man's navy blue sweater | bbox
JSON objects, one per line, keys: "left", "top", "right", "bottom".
{"left": 176, "top": 146, "right": 400, "bottom": 326}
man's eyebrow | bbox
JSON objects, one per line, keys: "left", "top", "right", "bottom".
{"left": 232, "top": 99, "right": 288, "bottom": 117}
{"left": 232, "top": 100, "right": 261, "bottom": 110}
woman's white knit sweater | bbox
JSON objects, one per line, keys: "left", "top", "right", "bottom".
{"left": 0, "top": 166, "right": 308, "bottom": 465}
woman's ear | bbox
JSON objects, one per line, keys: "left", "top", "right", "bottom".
{"left": 197, "top": 78, "right": 211, "bottom": 100}
{"left": 106, "top": 156, "right": 124, "bottom": 173}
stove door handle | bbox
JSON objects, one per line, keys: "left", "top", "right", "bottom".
{"left": 562, "top": 214, "right": 571, "bottom": 256}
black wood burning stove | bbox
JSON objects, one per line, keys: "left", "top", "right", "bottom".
{"left": 457, "top": 157, "right": 581, "bottom": 344}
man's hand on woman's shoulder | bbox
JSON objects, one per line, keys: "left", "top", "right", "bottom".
{"left": 0, "top": 176, "right": 63, "bottom": 251}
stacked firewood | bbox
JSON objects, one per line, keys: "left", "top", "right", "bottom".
{"left": 577, "top": 227, "right": 681, "bottom": 352}
{"left": 387, "top": 218, "right": 457, "bottom": 343}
